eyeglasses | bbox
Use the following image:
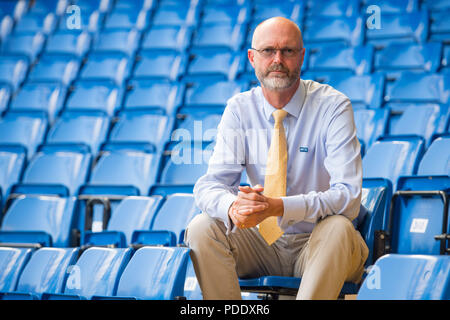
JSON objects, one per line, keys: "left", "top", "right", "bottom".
{"left": 250, "top": 47, "right": 301, "bottom": 58}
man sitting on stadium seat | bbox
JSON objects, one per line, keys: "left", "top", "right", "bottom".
{"left": 185, "top": 17, "right": 369, "bottom": 300}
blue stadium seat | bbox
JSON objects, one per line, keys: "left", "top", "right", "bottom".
{"left": 354, "top": 108, "right": 389, "bottom": 150}
{"left": 85, "top": 145, "right": 161, "bottom": 196}
{"left": 389, "top": 104, "right": 450, "bottom": 146}
{"left": 185, "top": 48, "right": 245, "bottom": 81}
{"left": 0, "top": 114, "right": 47, "bottom": 160}
{"left": 9, "top": 82, "right": 67, "bottom": 122}
{"left": 72, "top": 0, "right": 113, "bottom": 14}
{"left": 1, "top": 32, "right": 45, "bottom": 63}
{"left": 108, "top": 111, "right": 173, "bottom": 152}
{"left": 79, "top": 52, "right": 131, "bottom": 86}
{"left": 192, "top": 23, "right": 246, "bottom": 51}
{"left": 43, "top": 247, "right": 133, "bottom": 300}
{"left": 114, "top": 0, "right": 154, "bottom": 11}
{"left": 14, "top": 148, "right": 91, "bottom": 196}
{"left": 253, "top": 2, "right": 304, "bottom": 26}
{"left": 361, "top": 0, "right": 419, "bottom": 13}
{"left": 0, "top": 146, "right": 26, "bottom": 206}
{"left": 429, "top": 10, "right": 450, "bottom": 42}
{"left": 303, "top": 16, "right": 363, "bottom": 46}
{"left": 201, "top": 4, "right": 250, "bottom": 25}
{"left": 365, "top": 11, "right": 429, "bottom": 46}
{"left": 13, "top": 12, "right": 56, "bottom": 35}
{"left": 133, "top": 50, "right": 188, "bottom": 82}
{"left": 152, "top": 3, "right": 200, "bottom": 27}
{"left": 422, "top": 0, "right": 450, "bottom": 11}
{"left": 183, "top": 80, "right": 246, "bottom": 113}
{"left": 362, "top": 136, "right": 425, "bottom": 190}
{"left": 328, "top": 73, "right": 385, "bottom": 109}
{"left": 0, "top": 248, "right": 32, "bottom": 293}
{"left": 0, "top": 11, "right": 13, "bottom": 48}
{"left": 92, "top": 29, "right": 140, "bottom": 57}
{"left": 27, "top": 54, "right": 80, "bottom": 86}
{"left": 240, "top": 184, "right": 389, "bottom": 297}
{"left": 306, "top": 0, "right": 361, "bottom": 17}
{"left": 29, "top": 0, "right": 68, "bottom": 15}
{"left": 386, "top": 176, "right": 450, "bottom": 255}
{"left": 141, "top": 25, "right": 193, "bottom": 52}
{"left": 65, "top": 80, "right": 124, "bottom": 116}
{"left": 0, "top": 0, "right": 27, "bottom": 22}
{"left": 104, "top": 8, "right": 150, "bottom": 31}
{"left": 175, "top": 113, "right": 221, "bottom": 142}
{"left": 82, "top": 196, "right": 163, "bottom": 247}
{"left": 123, "top": 80, "right": 185, "bottom": 116}
{"left": 0, "top": 247, "right": 79, "bottom": 300}
{"left": 132, "top": 193, "right": 201, "bottom": 246}
{"left": 45, "top": 30, "right": 91, "bottom": 58}
{"left": 45, "top": 112, "right": 110, "bottom": 155}
{"left": 0, "top": 55, "right": 28, "bottom": 92}
{"left": 92, "top": 247, "right": 190, "bottom": 300}
{"left": 357, "top": 254, "right": 450, "bottom": 300}
{"left": 384, "top": 72, "right": 450, "bottom": 107}
{"left": 183, "top": 257, "right": 202, "bottom": 300}
{"left": 158, "top": 141, "right": 213, "bottom": 186}
{"left": 442, "top": 45, "right": 450, "bottom": 73}
{"left": 0, "top": 195, "right": 78, "bottom": 247}
{"left": 0, "top": 84, "right": 10, "bottom": 113}
{"left": 417, "top": 136, "right": 450, "bottom": 176}
{"left": 308, "top": 44, "right": 373, "bottom": 75}
{"left": 374, "top": 42, "right": 442, "bottom": 74}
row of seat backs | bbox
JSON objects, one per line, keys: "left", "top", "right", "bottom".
{"left": 0, "top": 245, "right": 190, "bottom": 300}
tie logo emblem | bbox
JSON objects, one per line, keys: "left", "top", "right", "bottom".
{"left": 299, "top": 147, "right": 308, "bottom": 152}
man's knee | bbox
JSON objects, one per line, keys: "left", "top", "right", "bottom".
{"left": 185, "top": 213, "right": 225, "bottom": 247}
{"left": 314, "top": 215, "right": 356, "bottom": 242}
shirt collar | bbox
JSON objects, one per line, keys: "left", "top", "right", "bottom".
{"left": 261, "top": 79, "right": 306, "bottom": 121}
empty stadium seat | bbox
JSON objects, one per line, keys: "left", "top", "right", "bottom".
{"left": 79, "top": 52, "right": 131, "bottom": 86}
{"left": 0, "top": 146, "right": 26, "bottom": 206}
{"left": 85, "top": 145, "right": 161, "bottom": 196}
{"left": 104, "top": 8, "right": 150, "bottom": 31}
{"left": 357, "top": 254, "right": 450, "bottom": 300}
{"left": 92, "top": 246, "right": 190, "bottom": 300}
{"left": 185, "top": 48, "right": 245, "bottom": 81}
{"left": 192, "top": 23, "right": 246, "bottom": 51}
{"left": 14, "top": 147, "right": 91, "bottom": 196}
{"left": 386, "top": 175, "right": 449, "bottom": 255}
{"left": 0, "top": 247, "right": 79, "bottom": 300}
{"left": 141, "top": 25, "right": 193, "bottom": 52}
{"left": 201, "top": 4, "right": 250, "bottom": 25}
{"left": 92, "top": 28, "right": 140, "bottom": 57}
{"left": 45, "top": 112, "right": 110, "bottom": 155}
{"left": 1, "top": 32, "right": 45, "bottom": 63}
{"left": 354, "top": 108, "right": 389, "bottom": 150}
{"left": 329, "top": 73, "right": 385, "bottom": 109}
{"left": 365, "top": 11, "right": 429, "bottom": 46}
{"left": 361, "top": 0, "right": 419, "bottom": 13}
{"left": 44, "top": 30, "right": 91, "bottom": 58}
{"left": 43, "top": 247, "right": 133, "bottom": 299}
{"left": 389, "top": 104, "right": 450, "bottom": 146}
{"left": 0, "top": 113, "right": 48, "bottom": 160}
{"left": 362, "top": 136, "right": 425, "bottom": 190}
{"left": 152, "top": 3, "right": 200, "bottom": 27}
{"left": 0, "top": 55, "right": 28, "bottom": 92}
{"left": 0, "top": 195, "right": 78, "bottom": 247}
{"left": 374, "top": 42, "right": 442, "bottom": 74}
{"left": 0, "top": 247, "right": 32, "bottom": 292}
{"left": 123, "top": 80, "right": 185, "bottom": 115}
{"left": 82, "top": 196, "right": 162, "bottom": 247}
{"left": 9, "top": 82, "right": 68, "bottom": 122}
{"left": 417, "top": 136, "right": 450, "bottom": 176}
{"left": 429, "top": 10, "right": 450, "bottom": 41}
{"left": 303, "top": 16, "right": 363, "bottom": 46}
{"left": 175, "top": 112, "right": 221, "bottom": 142}
{"left": 132, "top": 193, "right": 201, "bottom": 246}
{"left": 108, "top": 111, "right": 173, "bottom": 152}
{"left": 442, "top": 45, "right": 450, "bottom": 73}
{"left": 29, "top": 0, "right": 68, "bottom": 15}
{"left": 308, "top": 44, "right": 373, "bottom": 75}
{"left": 306, "top": 0, "right": 360, "bottom": 17}
{"left": 13, "top": 11, "right": 56, "bottom": 35}
{"left": 114, "top": 0, "right": 154, "bottom": 11}
{"left": 183, "top": 257, "right": 202, "bottom": 300}
{"left": 27, "top": 54, "right": 80, "bottom": 86}
{"left": 65, "top": 80, "right": 124, "bottom": 116}
{"left": 253, "top": 2, "right": 304, "bottom": 26}
{"left": 133, "top": 50, "right": 188, "bottom": 82}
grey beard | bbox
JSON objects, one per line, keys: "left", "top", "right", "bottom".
{"left": 256, "top": 67, "right": 300, "bottom": 92}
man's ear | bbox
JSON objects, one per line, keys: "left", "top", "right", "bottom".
{"left": 248, "top": 49, "right": 255, "bottom": 69}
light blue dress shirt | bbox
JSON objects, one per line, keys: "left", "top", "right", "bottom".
{"left": 193, "top": 79, "right": 363, "bottom": 234}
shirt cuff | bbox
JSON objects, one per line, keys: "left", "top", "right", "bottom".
{"left": 278, "top": 195, "right": 307, "bottom": 230}
{"left": 218, "top": 192, "right": 238, "bottom": 234}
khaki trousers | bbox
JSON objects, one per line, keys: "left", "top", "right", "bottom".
{"left": 185, "top": 213, "right": 369, "bottom": 300}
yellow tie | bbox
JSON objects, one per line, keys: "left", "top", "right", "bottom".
{"left": 259, "top": 109, "right": 288, "bottom": 245}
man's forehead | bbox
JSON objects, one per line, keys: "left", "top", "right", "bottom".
{"left": 252, "top": 18, "right": 302, "bottom": 48}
